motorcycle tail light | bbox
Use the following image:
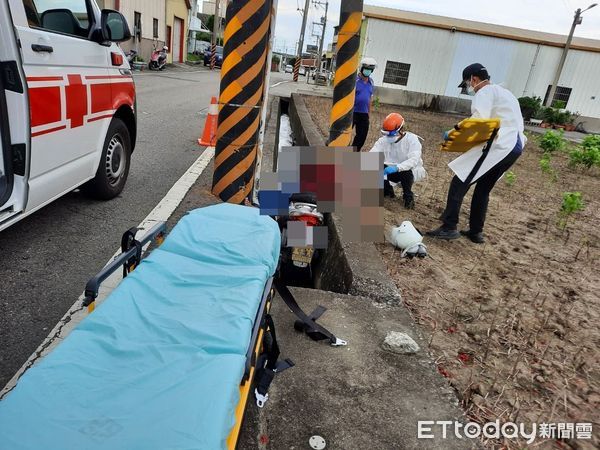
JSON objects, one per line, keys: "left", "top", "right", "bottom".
{"left": 294, "top": 215, "right": 320, "bottom": 227}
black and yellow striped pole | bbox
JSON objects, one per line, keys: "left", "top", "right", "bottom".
{"left": 292, "top": 58, "right": 301, "bottom": 82}
{"left": 211, "top": 0, "right": 220, "bottom": 70}
{"left": 212, "top": 0, "right": 274, "bottom": 204}
{"left": 328, "top": 0, "right": 363, "bottom": 146}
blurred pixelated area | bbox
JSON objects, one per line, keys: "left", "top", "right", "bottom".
{"left": 259, "top": 146, "right": 385, "bottom": 245}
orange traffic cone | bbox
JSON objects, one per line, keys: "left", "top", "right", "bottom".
{"left": 198, "top": 96, "right": 218, "bottom": 147}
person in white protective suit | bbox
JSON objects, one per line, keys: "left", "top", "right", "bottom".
{"left": 427, "top": 63, "right": 526, "bottom": 244}
{"left": 370, "top": 113, "right": 427, "bottom": 209}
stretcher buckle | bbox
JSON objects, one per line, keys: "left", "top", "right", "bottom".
{"left": 255, "top": 389, "right": 269, "bottom": 408}
{"left": 331, "top": 337, "right": 347, "bottom": 347}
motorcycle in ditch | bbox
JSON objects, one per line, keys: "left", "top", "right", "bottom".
{"left": 278, "top": 193, "right": 324, "bottom": 284}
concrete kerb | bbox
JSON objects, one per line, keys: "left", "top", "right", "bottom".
{"left": 287, "top": 93, "right": 402, "bottom": 305}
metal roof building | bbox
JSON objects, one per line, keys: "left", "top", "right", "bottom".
{"left": 360, "top": 5, "right": 600, "bottom": 132}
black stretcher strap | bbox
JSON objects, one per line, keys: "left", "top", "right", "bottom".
{"left": 254, "top": 314, "right": 294, "bottom": 407}
{"left": 464, "top": 128, "right": 499, "bottom": 185}
{"left": 273, "top": 278, "right": 345, "bottom": 345}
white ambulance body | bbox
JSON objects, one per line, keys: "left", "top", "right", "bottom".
{"left": 0, "top": 0, "right": 135, "bottom": 232}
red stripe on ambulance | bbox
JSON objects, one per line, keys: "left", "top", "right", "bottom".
{"left": 65, "top": 74, "right": 87, "bottom": 128}
{"left": 90, "top": 83, "right": 113, "bottom": 114}
{"left": 29, "top": 86, "right": 61, "bottom": 127}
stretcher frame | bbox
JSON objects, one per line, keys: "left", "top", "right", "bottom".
{"left": 81, "top": 223, "right": 283, "bottom": 449}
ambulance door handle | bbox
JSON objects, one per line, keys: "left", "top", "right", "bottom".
{"left": 31, "top": 44, "right": 53, "bottom": 53}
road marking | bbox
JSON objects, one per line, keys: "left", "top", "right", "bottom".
{"left": 270, "top": 80, "right": 291, "bottom": 88}
{"left": 0, "top": 147, "right": 216, "bottom": 398}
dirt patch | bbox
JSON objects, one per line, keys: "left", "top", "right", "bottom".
{"left": 303, "top": 94, "right": 600, "bottom": 449}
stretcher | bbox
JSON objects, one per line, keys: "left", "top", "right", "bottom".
{"left": 440, "top": 117, "right": 500, "bottom": 153}
{"left": 0, "top": 203, "right": 345, "bottom": 449}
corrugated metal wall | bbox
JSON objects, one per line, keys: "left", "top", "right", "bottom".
{"left": 363, "top": 17, "right": 600, "bottom": 118}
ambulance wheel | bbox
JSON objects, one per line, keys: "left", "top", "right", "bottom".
{"left": 82, "top": 118, "right": 131, "bottom": 200}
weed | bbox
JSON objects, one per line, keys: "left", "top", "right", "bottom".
{"left": 504, "top": 170, "right": 516, "bottom": 186}
{"left": 540, "top": 130, "right": 566, "bottom": 153}
{"left": 569, "top": 135, "right": 600, "bottom": 169}
{"left": 373, "top": 96, "right": 381, "bottom": 111}
{"left": 558, "top": 192, "right": 585, "bottom": 230}
{"left": 539, "top": 154, "right": 557, "bottom": 182}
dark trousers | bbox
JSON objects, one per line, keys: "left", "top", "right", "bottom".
{"left": 352, "top": 112, "right": 369, "bottom": 152}
{"left": 442, "top": 150, "right": 520, "bottom": 233}
{"left": 384, "top": 166, "right": 414, "bottom": 201}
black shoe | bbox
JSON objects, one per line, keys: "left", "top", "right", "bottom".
{"left": 426, "top": 226, "right": 460, "bottom": 240}
{"left": 404, "top": 198, "right": 415, "bottom": 209}
{"left": 384, "top": 188, "right": 396, "bottom": 198}
{"left": 460, "top": 229, "right": 485, "bottom": 244}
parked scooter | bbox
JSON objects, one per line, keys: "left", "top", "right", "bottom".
{"left": 278, "top": 192, "right": 324, "bottom": 284}
{"left": 125, "top": 49, "right": 137, "bottom": 69}
{"left": 149, "top": 46, "right": 168, "bottom": 71}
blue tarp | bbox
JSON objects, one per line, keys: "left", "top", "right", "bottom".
{"left": 0, "top": 203, "right": 281, "bottom": 450}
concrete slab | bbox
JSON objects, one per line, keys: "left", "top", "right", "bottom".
{"left": 525, "top": 125, "right": 590, "bottom": 143}
{"left": 238, "top": 287, "right": 474, "bottom": 450}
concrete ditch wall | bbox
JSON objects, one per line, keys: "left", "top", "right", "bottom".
{"left": 286, "top": 93, "right": 402, "bottom": 304}
{"left": 375, "top": 87, "right": 471, "bottom": 115}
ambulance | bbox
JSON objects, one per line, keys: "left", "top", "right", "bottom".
{"left": 0, "top": 0, "right": 135, "bottom": 232}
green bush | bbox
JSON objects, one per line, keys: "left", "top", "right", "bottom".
{"left": 569, "top": 135, "right": 600, "bottom": 169}
{"left": 559, "top": 191, "right": 585, "bottom": 230}
{"left": 552, "top": 100, "right": 567, "bottom": 109}
{"left": 540, "top": 130, "right": 566, "bottom": 153}
{"left": 582, "top": 134, "right": 600, "bottom": 150}
{"left": 518, "top": 96, "right": 542, "bottom": 120}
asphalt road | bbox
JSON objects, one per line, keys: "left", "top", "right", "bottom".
{"left": 0, "top": 67, "right": 225, "bottom": 387}
{"left": 0, "top": 66, "right": 302, "bottom": 388}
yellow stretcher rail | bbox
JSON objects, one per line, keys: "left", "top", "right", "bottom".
{"left": 440, "top": 118, "right": 501, "bottom": 153}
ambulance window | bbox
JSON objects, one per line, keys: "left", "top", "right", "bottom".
{"left": 22, "top": 0, "right": 93, "bottom": 38}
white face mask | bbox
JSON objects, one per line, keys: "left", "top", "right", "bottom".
{"left": 385, "top": 135, "right": 398, "bottom": 144}
{"left": 467, "top": 78, "right": 486, "bottom": 95}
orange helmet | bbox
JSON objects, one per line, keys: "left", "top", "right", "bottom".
{"left": 381, "top": 113, "right": 405, "bottom": 136}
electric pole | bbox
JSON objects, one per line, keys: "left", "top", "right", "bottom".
{"left": 294, "top": 0, "right": 311, "bottom": 82}
{"left": 545, "top": 3, "right": 597, "bottom": 107}
{"left": 314, "top": 0, "right": 328, "bottom": 73}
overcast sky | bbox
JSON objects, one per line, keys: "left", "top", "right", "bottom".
{"left": 271, "top": 0, "right": 600, "bottom": 54}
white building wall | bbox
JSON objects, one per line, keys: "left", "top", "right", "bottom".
{"left": 363, "top": 17, "right": 600, "bottom": 119}
{"left": 119, "top": 0, "right": 166, "bottom": 42}
{"left": 363, "top": 18, "right": 458, "bottom": 96}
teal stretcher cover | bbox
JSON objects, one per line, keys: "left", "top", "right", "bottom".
{"left": 0, "top": 203, "right": 281, "bottom": 450}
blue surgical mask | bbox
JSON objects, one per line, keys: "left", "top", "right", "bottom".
{"left": 362, "top": 68, "right": 373, "bottom": 77}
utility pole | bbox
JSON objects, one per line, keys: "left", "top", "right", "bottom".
{"left": 210, "top": 0, "right": 220, "bottom": 70}
{"left": 294, "top": 0, "right": 311, "bottom": 82}
{"left": 545, "top": 3, "right": 597, "bottom": 107}
{"left": 314, "top": 0, "right": 328, "bottom": 73}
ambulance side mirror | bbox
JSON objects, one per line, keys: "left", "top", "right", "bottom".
{"left": 100, "top": 10, "right": 131, "bottom": 43}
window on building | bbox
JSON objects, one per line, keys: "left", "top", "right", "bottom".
{"left": 544, "top": 85, "right": 572, "bottom": 107}
{"left": 166, "top": 25, "right": 172, "bottom": 50}
{"left": 134, "top": 11, "right": 141, "bottom": 40}
{"left": 383, "top": 61, "right": 411, "bottom": 86}
{"left": 23, "top": 0, "right": 92, "bottom": 38}
{"left": 153, "top": 18, "right": 159, "bottom": 38}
